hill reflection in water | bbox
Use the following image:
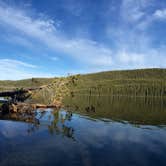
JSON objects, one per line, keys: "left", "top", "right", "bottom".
{"left": 64, "top": 95, "right": 166, "bottom": 125}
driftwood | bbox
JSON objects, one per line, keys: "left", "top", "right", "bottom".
{"left": 0, "top": 102, "right": 61, "bottom": 115}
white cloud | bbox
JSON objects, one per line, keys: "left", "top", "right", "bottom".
{"left": 51, "top": 56, "right": 59, "bottom": 61}
{"left": 0, "top": 59, "right": 53, "bottom": 80}
{"left": 154, "top": 9, "right": 166, "bottom": 20}
{"left": 117, "top": 51, "right": 145, "bottom": 64}
{"left": 120, "top": 0, "right": 155, "bottom": 30}
{"left": 0, "top": 59, "right": 37, "bottom": 68}
{"left": 121, "top": 0, "right": 147, "bottom": 23}
{"left": 0, "top": 1, "right": 165, "bottom": 80}
{"left": 105, "top": 0, "right": 166, "bottom": 70}
{"left": 114, "top": 49, "right": 166, "bottom": 69}
{"left": 0, "top": 5, "right": 113, "bottom": 67}
{"left": 4, "top": 35, "right": 34, "bottom": 49}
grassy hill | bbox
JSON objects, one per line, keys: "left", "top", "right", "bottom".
{"left": 68, "top": 68, "right": 166, "bottom": 97}
{"left": 0, "top": 78, "right": 56, "bottom": 91}
{"left": 0, "top": 68, "right": 166, "bottom": 103}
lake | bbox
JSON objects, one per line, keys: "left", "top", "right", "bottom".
{"left": 0, "top": 96, "right": 166, "bottom": 166}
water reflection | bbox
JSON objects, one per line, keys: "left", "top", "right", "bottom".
{"left": 0, "top": 108, "right": 166, "bottom": 166}
{"left": 0, "top": 109, "right": 75, "bottom": 139}
{"left": 47, "top": 110, "right": 74, "bottom": 139}
{"left": 64, "top": 95, "right": 166, "bottom": 125}
{"left": 0, "top": 96, "right": 166, "bottom": 166}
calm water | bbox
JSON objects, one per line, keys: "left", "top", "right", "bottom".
{"left": 0, "top": 96, "right": 166, "bottom": 166}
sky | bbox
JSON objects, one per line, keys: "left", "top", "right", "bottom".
{"left": 0, "top": 0, "right": 166, "bottom": 80}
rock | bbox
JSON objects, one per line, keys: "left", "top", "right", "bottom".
{"left": 10, "top": 104, "right": 17, "bottom": 113}
{"left": 15, "top": 103, "right": 35, "bottom": 114}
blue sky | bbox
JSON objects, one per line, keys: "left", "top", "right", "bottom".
{"left": 0, "top": 0, "right": 166, "bottom": 80}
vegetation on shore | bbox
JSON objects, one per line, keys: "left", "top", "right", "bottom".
{"left": 0, "top": 68, "right": 166, "bottom": 105}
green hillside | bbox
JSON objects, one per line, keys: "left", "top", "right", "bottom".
{"left": 67, "top": 68, "right": 166, "bottom": 97}
{"left": 0, "top": 68, "right": 166, "bottom": 99}
{"left": 0, "top": 78, "right": 56, "bottom": 91}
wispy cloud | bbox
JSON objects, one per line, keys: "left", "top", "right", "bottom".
{"left": 106, "top": 0, "right": 166, "bottom": 69}
{"left": 50, "top": 56, "right": 59, "bottom": 61}
{"left": 0, "top": 59, "right": 37, "bottom": 68}
{"left": 121, "top": 0, "right": 146, "bottom": 23}
{"left": 4, "top": 35, "right": 34, "bottom": 49}
{"left": 0, "top": 5, "right": 112, "bottom": 67}
{"left": 154, "top": 9, "right": 166, "bottom": 20}
{"left": 0, "top": 0, "right": 165, "bottom": 80}
{"left": 0, "top": 59, "right": 53, "bottom": 80}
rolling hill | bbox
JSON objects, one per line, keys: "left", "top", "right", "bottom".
{"left": 68, "top": 68, "right": 166, "bottom": 97}
{"left": 0, "top": 68, "right": 166, "bottom": 103}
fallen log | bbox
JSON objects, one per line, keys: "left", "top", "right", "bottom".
{"left": 36, "top": 104, "right": 59, "bottom": 108}
{"left": 0, "top": 102, "right": 61, "bottom": 115}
